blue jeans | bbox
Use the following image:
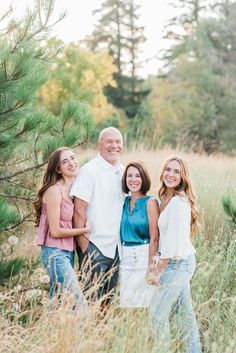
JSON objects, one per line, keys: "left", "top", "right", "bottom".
{"left": 41, "top": 246, "right": 88, "bottom": 311}
{"left": 149, "top": 255, "right": 201, "bottom": 353}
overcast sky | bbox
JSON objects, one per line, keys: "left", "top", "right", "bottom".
{"left": 0, "top": 0, "right": 179, "bottom": 77}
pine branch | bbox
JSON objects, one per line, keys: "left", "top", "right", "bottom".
{"left": 4, "top": 179, "right": 34, "bottom": 192}
{"left": 0, "top": 121, "right": 18, "bottom": 133}
{"left": 2, "top": 213, "right": 31, "bottom": 232}
{"left": 0, "top": 194, "right": 34, "bottom": 201}
{"left": 0, "top": 157, "right": 30, "bottom": 166}
{"left": 0, "top": 163, "right": 45, "bottom": 181}
{"left": 0, "top": 101, "right": 26, "bottom": 116}
{"left": 0, "top": 8, "right": 13, "bottom": 38}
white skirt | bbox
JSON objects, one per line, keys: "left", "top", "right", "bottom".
{"left": 119, "top": 244, "right": 155, "bottom": 308}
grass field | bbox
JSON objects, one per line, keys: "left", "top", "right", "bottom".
{"left": 1, "top": 147, "right": 235, "bottom": 353}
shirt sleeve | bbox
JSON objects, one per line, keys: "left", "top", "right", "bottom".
{"left": 69, "top": 166, "right": 94, "bottom": 203}
{"left": 160, "top": 197, "right": 191, "bottom": 259}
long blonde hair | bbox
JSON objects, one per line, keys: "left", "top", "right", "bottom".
{"left": 33, "top": 147, "right": 71, "bottom": 226}
{"left": 159, "top": 156, "right": 199, "bottom": 237}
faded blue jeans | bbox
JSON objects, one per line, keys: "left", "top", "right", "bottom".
{"left": 149, "top": 255, "right": 201, "bottom": 353}
{"left": 41, "top": 246, "right": 88, "bottom": 311}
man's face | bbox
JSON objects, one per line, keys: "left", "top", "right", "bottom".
{"left": 98, "top": 129, "right": 123, "bottom": 165}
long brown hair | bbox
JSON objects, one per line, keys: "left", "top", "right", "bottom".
{"left": 159, "top": 156, "right": 199, "bottom": 237}
{"left": 33, "top": 147, "right": 71, "bottom": 226}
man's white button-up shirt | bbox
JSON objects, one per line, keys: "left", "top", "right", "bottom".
{"left": 70, "top": 153, "right": 125, "bottom": 259}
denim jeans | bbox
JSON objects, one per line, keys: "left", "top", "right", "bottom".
{"left": 41, "top": 246, "right": 88, "bottom": 311}
{"left": 77, "top": 241, "right": 119, "bottom": 304}
{"left": 149, "top": 255, "right": 201, "bottom": 353}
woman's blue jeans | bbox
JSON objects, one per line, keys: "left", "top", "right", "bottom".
{"left": 149, "top": 255, "right": 201, "bottom": 353}
{"left": 41, "top": 246, "right": 88, "bottom": 311}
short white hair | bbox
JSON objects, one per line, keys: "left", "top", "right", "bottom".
{"left": 98, "top": 127, "right": 123, "bottom": 142}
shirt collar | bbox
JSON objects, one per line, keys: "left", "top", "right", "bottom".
{"left": 96, "top": 153, "right": 123, "bottom": 172}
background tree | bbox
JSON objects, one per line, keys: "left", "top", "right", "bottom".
{"left": 161, "top": 0, "right": 209, "bottom": 67}
{"left": 39, "top": 42, "right": 119, "bottom": 123}
{"left": 86, "top": 0, "right": 126, "bottom": 76}
{"left": 0, "top": 0, "right": 94, "bottom": 285}
{"left": 85, "top": 0, "right": 149, "bottom": 119}
{"left": 140, "top": 0, "right": 236, "bottom": 153}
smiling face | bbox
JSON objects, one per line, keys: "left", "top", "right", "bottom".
{"left": 162, "top": 159, "right": 182, "bottom": 190}
{"left": 58, "top": 149, "right": 78, "bottom": 178}
{"left": 98, "top": 128, "right": 123, "bottom": 165}
{"left": 126, "top": 166, "right": 142, "bottom": 194}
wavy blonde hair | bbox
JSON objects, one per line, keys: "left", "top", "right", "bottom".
{"left": 158, "top": 156, "right": 199, "bottom": 237}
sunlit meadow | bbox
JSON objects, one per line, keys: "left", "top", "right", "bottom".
{"left": 0, "top": 147, "right": 235, "bottom": 353}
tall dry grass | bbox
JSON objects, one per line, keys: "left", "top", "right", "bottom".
{"left": 1, "top": 147, "right": 235, "bottom": 353}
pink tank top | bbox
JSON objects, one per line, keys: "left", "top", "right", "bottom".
{"left": 36, "top": 185, "right": 76, "bottom": 251}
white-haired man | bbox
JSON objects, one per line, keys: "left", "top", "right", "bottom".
{"left": 70, "top": 127, "right": 124, "bottom": 305}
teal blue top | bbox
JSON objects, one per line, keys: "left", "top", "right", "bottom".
{"left": 120, "top": 195, "right": 156, "bottom": 246}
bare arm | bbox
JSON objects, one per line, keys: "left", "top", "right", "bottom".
{"left": 155, "top": 258, "right": 169, "bottom": 275}
{"left": 146, "top": 256, "right": 169, "bottom": 286}
{"left": 74, "top": 197, "right": 89, "bottom": 252}
{"left": 44, "top": 186, "right": 90, "bottom": 238}
{"left": 147, "top": 198, "right": 159, "bottom": 269}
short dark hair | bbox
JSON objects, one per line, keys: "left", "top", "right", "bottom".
{"left": 122, "top": 161, "right": 151, "bottom": 194}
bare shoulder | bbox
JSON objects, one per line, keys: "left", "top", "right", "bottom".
{"left": 147, "top": 197, "right": 159, "bottom": 212}
{"left": 43, "top": 185, "right": 61, "bottom": 203}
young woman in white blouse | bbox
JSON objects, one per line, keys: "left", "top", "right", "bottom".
{"left": 148, "top": 156, "right": 202, "bottom": 353}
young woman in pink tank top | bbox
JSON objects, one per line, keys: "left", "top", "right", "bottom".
{"left": 33, "top": 147, "right": 90, "bottom": 311}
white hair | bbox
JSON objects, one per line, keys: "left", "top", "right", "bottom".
{"left": 98, "top": 127, "right": 123, "bottom": 141}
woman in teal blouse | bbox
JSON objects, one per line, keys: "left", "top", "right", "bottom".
{"left": 119, "top": 161, "right": 159, "bottom": 308}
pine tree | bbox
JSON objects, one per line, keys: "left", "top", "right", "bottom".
{"left": 152, "top": 0, "right": 236, "bottom": 153}
{"left": 162, "top": 0, "right": 209, "bottom": 66}
{"left": 86, "top": 0, "right": 126, "bottom": 75}
{"left": 0, "top": 0, "right": 94, "bottom": 284}
{"left": 85, "top": 0, "right": 148, "bottom": 118}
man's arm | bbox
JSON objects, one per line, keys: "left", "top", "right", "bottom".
{"left": 74, "top": 197, "right": 89, "bottom": 253}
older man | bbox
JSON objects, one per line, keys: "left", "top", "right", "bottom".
{"left": 70, "top": 127, "right": 124, "bottom": 303}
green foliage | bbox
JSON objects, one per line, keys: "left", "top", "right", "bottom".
{"left": 162, "top": 0, "right": 209, "bottom": 67}
{"left": 0, "top": 0, "right": 94, "bottom": 286}
{"left": 36, "top": 101, "right": 95, "bottom": 162}
{"left": 0, "top": 257, "right": 26, "bottom": 286}
{"left": 154, "top": 57, "right": 236, "bottom": 152}
{"left": 105, "top": 74, "right": 150, "bottom": 119}
{"left": 0, "top": 197, "right": 21, "bottom": 232}
{"left": 39, "top": 42, "right": 117, "bottom": 123}
{"left": 222, "top": 196, "right": 236, "bottom": 226}
{"left": 136, "top": 0, "right": 236, "bottom": 153}
{"left": 125, "top": 92, "right": 159, "bottom": 149}
{"left": 86, "top": 0, "right": 148, "bottom": 119}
